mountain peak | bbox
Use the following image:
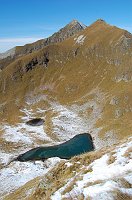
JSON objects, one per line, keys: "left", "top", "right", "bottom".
{"left": 91, "top": 18, "right": 107, "bottom": 26}
{"left": 68, "top": 19, "right": 87, "bottom": 29}
{"left": 96, "top": 18, "right": 106, "bottom": 23}
{"left": 70, "top": 19, "right": 79, "bottom": 24}
{"left": 0, "top": 19, "right": 86, "bottom": 60}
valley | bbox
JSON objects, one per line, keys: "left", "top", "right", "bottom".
{"left": 0, "top": 19, "right": 131, "bottom": 199}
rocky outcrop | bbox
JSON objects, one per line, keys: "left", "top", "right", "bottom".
{"left": 23, "top": 53, "right": 49, "bottom": 72}
{"left": 0, "top": 20, "right": 86, "bottom": 62}
{"left": 16, "top": 20, "right": 86, "bottom": 56}
{"left": 0, "top": 47, "right": 16, "bottom": 60}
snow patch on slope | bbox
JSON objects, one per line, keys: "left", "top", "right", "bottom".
{"left": 50, "top": 99, "right": 102, "bottom": 145}
{"left": 0, "top": 158, "right": 61, "bottom": 199}
{"left": 2, "top": 122, "right": 52, "bottom": 145}
{"left": 50, "top": 87, "right": 108, "bottom": 149}
{"left": 75, "top": 35, "right": 86, "bottom": 44}
{"left": 51, "top": 138, "right": 132, "bottom": 200}
{"left": 0, "top": 107, "right": 53, "bottom": 166}
{"left": 2, "top": 107, "right": 52, "bottom": 145}
{"left": 51, "top": 103, "right": 89, "bottom": 140}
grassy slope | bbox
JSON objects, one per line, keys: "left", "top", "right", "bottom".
{"left": 0, "top": 20, "right": 131, "bottom": 141}
{"left": 4, "top": 137, "right": 132, "bottom": 200}
{"left": 0, "top": 19, "right": 132, "bottom": 200}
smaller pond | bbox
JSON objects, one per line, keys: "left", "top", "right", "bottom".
{"left": 26, "top": 118, "right": 44, "bottom": 126}
{"left": 16, "top": 133, "right": 94, "bottom": 161}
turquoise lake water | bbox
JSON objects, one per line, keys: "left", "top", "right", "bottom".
{"left": 17, "top": 133, "right": 94, "bottom": 161}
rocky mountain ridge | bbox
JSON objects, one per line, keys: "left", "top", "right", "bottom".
{"left": 0, "top": 19, "right": 86, "bottom": 64}
{"left": 0, "top": 19, "right": 132, "bottom": 199}
{"left": 0, "top": 47, "right": 16, "bottom": 60}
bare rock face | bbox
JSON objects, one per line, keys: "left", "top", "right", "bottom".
{"left": 0, "top": 20, "right": 86, "bottom": 62}
{"left": 49, "top": 20, "right": 86, "bottom": 42}
{"left": 16, "top": 20, "right": 86, "bottom": 56}
{"left": 0, "top": 47, "right": 16, "bottom": 60}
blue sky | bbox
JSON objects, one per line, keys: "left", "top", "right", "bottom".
{"left": 0, "top": 0, "right": 132, "bottom": 53}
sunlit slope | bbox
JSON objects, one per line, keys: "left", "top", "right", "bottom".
{"left": 15, "top": 20, "right": 86, "bottom": 56}
{"left": 0, "top": 19, "right": 86, "bottom": 68}
{"left": 4, "top": 137, "right": 132, "bottom": 200}
{"left": 0, "top": 19, "right": 132, "bottom": 143}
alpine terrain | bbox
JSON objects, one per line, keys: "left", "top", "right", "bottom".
{"left": 0, "top": 19, "right": 132, "bottom": 200}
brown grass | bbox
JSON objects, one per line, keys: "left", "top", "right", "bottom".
{"left": 4, "top": 138, "right": 132, "bottom": 200}
{"left": 123, "top": 146, "right": 132, "bottom": 158}
{"left": 107, "top": 152, "right": 116, "bottom": 165}
{"left": 1, "top": 20, "right": 132, "bottom": 199}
